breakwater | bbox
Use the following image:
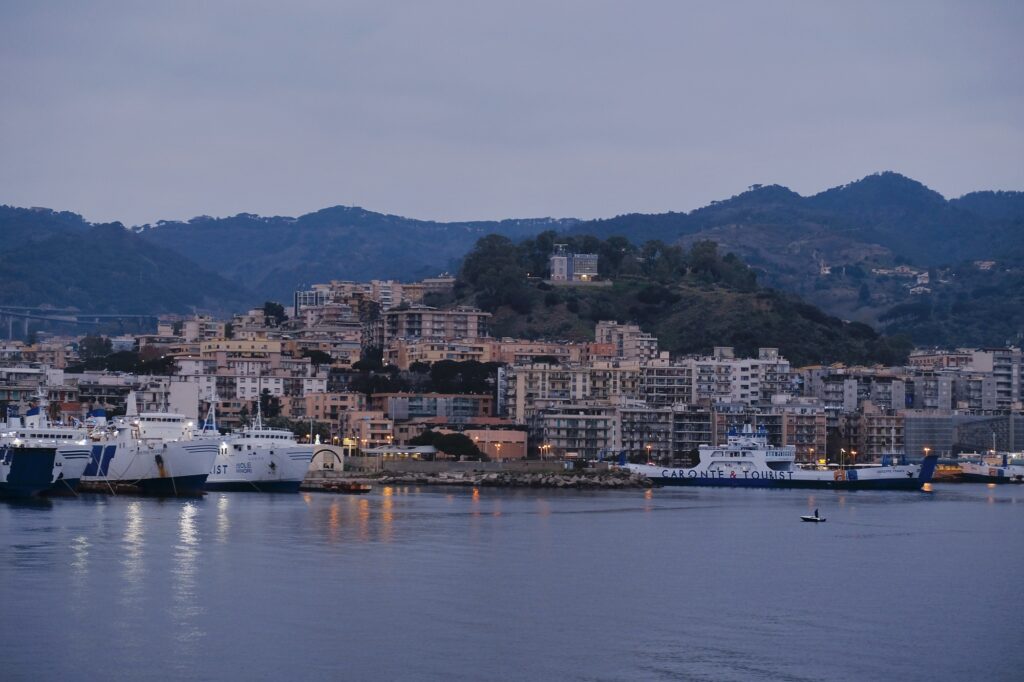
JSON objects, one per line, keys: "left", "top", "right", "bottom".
{"left": 303, "top": 469, "right": 651, "bottom": 490}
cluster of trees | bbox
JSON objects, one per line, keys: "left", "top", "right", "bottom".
{"left": 457, "top": 232, "right": 758, "bottom": 315}
{"left": 66, "top": 337, "right": 178, "bottom": 374}
{"left": 342, "top": 357, "right": 502, "bottom": 398}
{"left": 453, "top": 232, "right": 915, "bottom": 366}
{"left": 262, "top": 301, "right": 288, "bottom": 326}
{"left": 408, "top": 429, "right": 486, "bottom": 460}
{"left": 878, "top": 263, "right": 1024, "bottom": 346}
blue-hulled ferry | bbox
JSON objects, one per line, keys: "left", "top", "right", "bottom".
{"left": 626, "top": 424, "right": 938, "bottom": 490}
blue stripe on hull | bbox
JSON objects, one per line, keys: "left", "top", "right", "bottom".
{"left": 204, "top": 480, "right": 303, "bottom": 493}
{"left": 135, "top": 474, "right": 209, "bottom": 497}
{"left": 0, "top": 448, "right": 56, "bottom": 498}
{"left": 649, "top": 477, "right": 927, "bottom": 491}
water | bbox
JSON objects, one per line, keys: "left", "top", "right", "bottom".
{"left": 2, "top": 484, "right": 1022, "bottom": 681}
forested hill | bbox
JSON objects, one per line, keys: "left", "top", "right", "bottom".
{"left": 450, "top": 233, "right": 912, "bottom": 367}
{"left": 2, "top": 172, "right": 1021, "bottom": 344}
{"left": 569, "top": 173, "right": 1024, "bottom": 346}
{"left": 135, "top": 207, "right": 576, "bottom": 301}
{"left": 573, "top": 172, "right": 1024, "bottom": 265}
{"left": 0, "top": 206, "right": 252, "bottom": 314}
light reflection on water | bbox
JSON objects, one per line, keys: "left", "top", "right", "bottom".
{"left": 1, "top": 484, "right": 1022, "bottom": 682}
{"left": 171, "top": 501, "right": 205, "bottom": 653}
{"left": 216, "top": 494, "right": 230, "bottom": 543}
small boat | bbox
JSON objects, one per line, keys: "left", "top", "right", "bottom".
{"left": 800, "top": 508, "right": 826, "bottom": 523}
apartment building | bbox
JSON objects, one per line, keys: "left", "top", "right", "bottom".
{"left": 381, "top": 305, "right": 490, "bottom": 345}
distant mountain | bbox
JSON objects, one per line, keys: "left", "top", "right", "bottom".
{"left": 0, "top": 206, "right": 252, "bottom": 314}
{"left": 2, "top": 172, "right": 1021, "bottom": 347}
{"left": 135, "top": 207, "right": 577, "bottom": 301}
{"left": 573, "top": 172, "right": 1021, "bottom": 265}
{"left": 567, "top": 173, "right": 1024, "bottom": 346}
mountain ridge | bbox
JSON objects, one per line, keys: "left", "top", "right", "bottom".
{"left": 3, "top": 171, "right": 1021, "bottom": 346}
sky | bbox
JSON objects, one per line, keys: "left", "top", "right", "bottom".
{"left": 1, "top": 0, "right": 1022, "bottom": 226}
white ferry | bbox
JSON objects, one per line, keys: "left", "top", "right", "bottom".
{"left": 73, "top": 393, "right": 219, "bottom": 496}
{"left": 2, "top": 395, "right": 90, "bottom": 495}
{"left": 958, "top": 453, "right": 1024, "bottom": 484}
{"left": 626, "top": 424, "right": 938, "bottom": 490}
{"left": 202, "top": 406, "right": 314, "bottom": 493}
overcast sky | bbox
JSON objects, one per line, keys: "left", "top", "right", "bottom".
{"left": 1, "top": 1, "right": 1022, "bottom": 226}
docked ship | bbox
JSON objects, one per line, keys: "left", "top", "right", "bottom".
{"left": 202, "top": 405, "right": 314, "bottom": 493}
{"left": 958, "top": 453, "right": 1024, "bottom": 484}
{"left": 2, "top": 397, "right": 87, "bottom": 497}
{"left": 75, "top": 393, "right": 219, "bottom": 496}
{"left": 4, "top": 395, "right": 91, "bottom": 495}
{"left": 626, "top": 424, "right": 939, "bottom": 490}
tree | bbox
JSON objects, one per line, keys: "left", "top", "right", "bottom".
{"left": 263, "top": 301, "right": 287, "bottom": 326}
{"left": 259, "top": 389, "right": 282, "bottom": 418}
{"left": 459, "top": 234, "right": 533, "bottom": 313}
{"left": 410, "top": 429, "right": 487, "bottom": 460}
{"left": 79, "top": 335, "right": 112, "bottom": 361}
{"left": 302, "top": 349, "right": 333, "bottom": 367}
{"left": 352, "top": 346, "right": 384, "bottom": 372}
{"left": 858, "top": 282, "right": 872, "bottom": 305}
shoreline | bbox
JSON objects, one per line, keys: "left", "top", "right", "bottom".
{"left": 302, "top": 470, "right": 653, "bottom": 490}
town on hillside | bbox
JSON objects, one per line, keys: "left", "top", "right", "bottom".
{"left": 2, "top": 262, "right": 1022, "bottom": 466}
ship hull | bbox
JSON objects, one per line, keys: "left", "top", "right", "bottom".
{"left": 641, "top": 475, "right": 930, "bottom": 490}
{"left": 204, "top": 480, "right": 303, "bottom": 493}
{"left": 205, "top": 446, "right": 312, "bottom": 493}
{"left": 959, "top": 473, "right": 1024, "bottom": 484}
{"left": 43, "top": 447, "right": 91, "bottom": 496}
{"left": 0, "top": 446, "right": 58, "bottom": 498}
{"left": 630, "top": 455, "right": 938, "bottom": 491}
{"left": 78, "top": 441, "right": 219, "bottom": 497}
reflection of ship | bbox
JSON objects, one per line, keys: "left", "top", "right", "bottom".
{"left": 203, "top": 403, "right": 314, "bottom": 493}
{"left": 958, "top": 453, "right": 1024, "bottom": 484}
{"left": 2, "top": 394, "right": 85, "bottom": 497}
{"left": 74, "top": 392, "right": 218, "bottom": 496}
{"left": 626, "top": 424, "right": 938, "bottom": 490}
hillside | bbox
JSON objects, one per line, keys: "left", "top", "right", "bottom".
{"left": 2, "top": 172, "right": 1021, "bottom": 346}
{"left": 454, "top": 234, "right": 912, "bottom": 366}
{"left": 0, "top": 206, "right": 252, "bottom": 314}
{"left": 135, "top": 207, "right": 576, "bottom": 301}
{"left": 569, "top": 173, "right": 1024, "bottom": 345}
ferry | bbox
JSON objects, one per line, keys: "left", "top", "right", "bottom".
{"left": 958, "top": 453, "right": 1024, "bottom": 484}
{"left": 626, "top": 424, "right": 938, "bottom": 490}
{"left": 0, "top": 441, "right": 58, "bottom": 498}
{"left": 201, "top": 404, "right": 314, "bottom": 493}
{"left": 74, "top": 392, "right": 219, "bottom": 496}
{"left": 2, "top": 395, "right": 90, "bottom": 495}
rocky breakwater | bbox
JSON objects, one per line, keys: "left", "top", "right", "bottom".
{"left": 377, "top": 469, "right": 652, "bottom": 489}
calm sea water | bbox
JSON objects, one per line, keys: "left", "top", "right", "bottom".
{"left": 2, "top": 484, "right": 1021, "bottom": 681}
